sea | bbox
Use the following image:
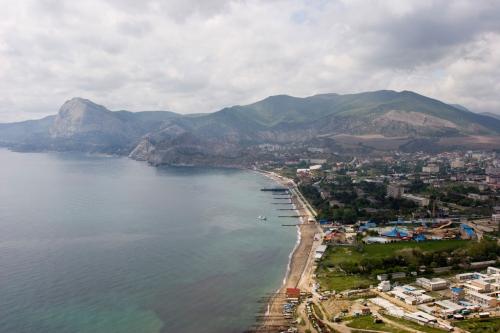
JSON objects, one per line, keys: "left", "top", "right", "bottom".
{"left": 0, "top": 149, "right": 298, "bottom": 333}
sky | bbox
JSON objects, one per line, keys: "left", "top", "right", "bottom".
{"left": 0, "top": 0, "right": 499, "bottom": 122}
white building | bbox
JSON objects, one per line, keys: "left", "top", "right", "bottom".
{"left": 487, "top": 267, "right": 500, "bottom": 275}
{"left": 416, "top": 277, "right": 448, "bottom": 291}
{"left": 435, "top": 300, "right": 465, "bottom": 315}
{"left": 422, "top": 164, "right": 440, "bottom": 173}
{"left": 314, "top": 244, "right": 327, "bottom": 261}
{"left": 451, "top": 159, "right": 465, "bottom": 169}
{"left": 387, "top": 184, "right": 404, "bottom": 199}
{"left": 402, "top": 194, "right": 430, "bottom": 206}
{"left": 465, "top": 290, "right": 497, "bottom": 308}
{"left": 378, "top": 280, "right": 391, "bottom": 292}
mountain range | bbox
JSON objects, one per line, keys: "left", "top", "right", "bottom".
{"left": 1, "top": 90, "right": 499, "bottom": 166}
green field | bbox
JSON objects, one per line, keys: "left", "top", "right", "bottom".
{"left": 347, "top": 315, "right": 409, "bottom": 333}
{"left": 317, "top": 240, "right": 469, "bottom": 290}
{"left": 316, "top": 273, "right": 375, "bottom": 291}
{"left": 321, "top": 240, "right": 469, "bottom": 266}
{"left": 383, "top": 314, "right": 448, "bottom": 333}
{"left": 453, "top": 317, "right": 500, "bottom": 333}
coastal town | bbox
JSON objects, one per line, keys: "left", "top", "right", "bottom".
{"left": 253, "top": 149, "right": 500, "bottom": 333}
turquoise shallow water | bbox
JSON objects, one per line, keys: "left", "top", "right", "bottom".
{"left": 0, "top": 149, "right": 297, "bottom": 333}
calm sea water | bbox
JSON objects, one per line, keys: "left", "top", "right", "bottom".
{"left": 0, "top": 149, "right": 297, "bottom": 333}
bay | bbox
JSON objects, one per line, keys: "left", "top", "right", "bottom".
{"left": 0, "top": 149, "right": 297, "bottom": 333}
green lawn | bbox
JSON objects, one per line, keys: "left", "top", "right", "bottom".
{"left": 321, "top": 240, "right": 469, "bottom": 266}
{"left": 316, "top": 273, "right": 375, "bottom": 291}
{"left": 347, "top": 315, "right": 409, "bottom": 333}
{"left": 384, "top": 314, "right": 448, "bottom": 333}
{"left": 317, "top": 240, "right": 470, "bottom": 291}
{"left": 453, "top": 317, "right": 500, "bottom": 333}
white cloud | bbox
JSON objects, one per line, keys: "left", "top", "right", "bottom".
{"left": 0, "top": 0, "right": 499, "bottom": 121}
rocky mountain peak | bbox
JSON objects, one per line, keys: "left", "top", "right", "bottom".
{"left": 58, "top": 97, "right": 108, "bottom": 117}
{"left": 51, "top": 98, "right": 119, "bottom": 138}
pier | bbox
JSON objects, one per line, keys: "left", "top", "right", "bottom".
{"left": 261, "top": 188, "right": 289, "bottom": 192}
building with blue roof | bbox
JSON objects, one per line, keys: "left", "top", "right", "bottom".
{"left": 414, "top": 234, "right": 426, "bottom": 242}
{"left": 383, "top": 227, "right": 409, "bottom": 238}
{"left": 358, "top": 221, "right": 377, "bottom": 232}
{"left": 460, "top": 224, "right": 476, "bottom": 240}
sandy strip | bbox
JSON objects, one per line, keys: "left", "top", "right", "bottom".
{"left": 254, "top": 170, "right": 322, "bottom": 332}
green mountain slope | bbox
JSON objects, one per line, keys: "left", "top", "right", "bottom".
{"left": 1, "top": 90, "right": 499, "bottom": 161}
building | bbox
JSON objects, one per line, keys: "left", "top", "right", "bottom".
{"left": 460, "top": 224, "right": 476, "bottom": 240}
{"left": 387, "top": 184, "right": 404, "bottom": 199}
{"left": 464, "top": 290, "right": 497, "bottom": 308}
{"left": 467, "top": 193, "right": 489, "bottom": 201}
{"left": 310, "top": 159, "right": 327, "bottom": 164}
{"left": 416, "top": 277, "right": 448, "bottom": 291}
{"left": 365, "top": 237, "right": 390, "bottom": 244}
{"left": 286, "top": 288, "right": 301, "bottom": 299}
{"left": 383, "top": 227, "right": 409, "bottom": 238}
{"left": 451, "top": 287, "right": 464, "bottom": 302}
{"left": 469, "top": 260, "right": 496, "bottom": 270}
{"left": 422, "top": 164, "right": 440, "bottom": 173}
{"left": 402, "top": 194, "right": 430, "bottom": 206}
{"left": 464, "top": 279, "right": 491, "bottom": 293}
{"left": 389, "top": 286, "right": 433, "bottom": 305}
{"left": 455, "top": 272, "right": 488, "bottom": 282}
{"left": 377, "top": 274, "right": 389, "bottom": 281}
{"left": 314, "top": 244, "right": 327, "bottom": 261}
{"left": 487, "top": 267, "right": 500, "bottom": 275}
{"left": 435, "top": 300, "right": 465, "bottom": 315}
{"left": 296, "top": 168, "right": 310, "bottom": 175}
{"left": 378, "top": 280, "right": 391, "bottom": 292}
{"left": 391, "top": 272, "right": 406, "bottom": 279}
{"left": 451, "top": 159, "right": 465, "bottom": 169}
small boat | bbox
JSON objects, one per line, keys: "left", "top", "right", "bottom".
{"left": 257, "top": 215, "right": 267, "bottom": 221}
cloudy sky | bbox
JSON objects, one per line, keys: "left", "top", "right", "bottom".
{"left": 0, "top": 0, "right": 499, "bottom": 122}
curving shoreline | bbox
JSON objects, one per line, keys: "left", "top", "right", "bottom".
{"left": 256, "top": 170, "right": 322, "bottom": 332}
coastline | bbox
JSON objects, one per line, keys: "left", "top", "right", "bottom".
{"left": 255, "top": 170, "right": 322, "bottom": 332}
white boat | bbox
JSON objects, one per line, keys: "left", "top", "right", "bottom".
{"left": 257, "top": 215, "right": 267, "bottom": 221}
